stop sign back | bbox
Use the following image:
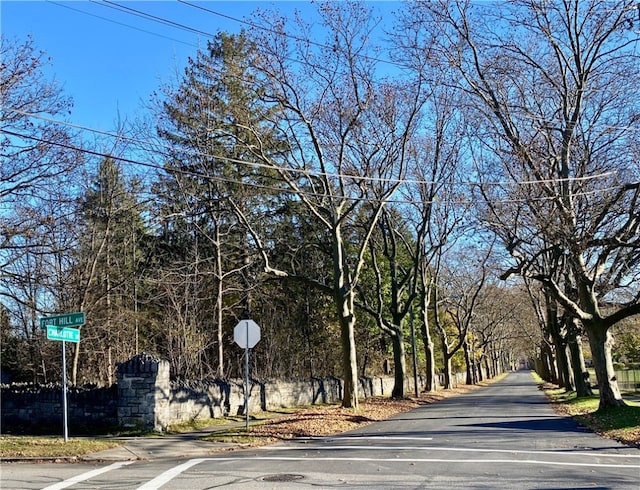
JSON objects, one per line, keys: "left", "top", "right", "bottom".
{"left": 234, "top": 319, "right": 261, "bottom": 348}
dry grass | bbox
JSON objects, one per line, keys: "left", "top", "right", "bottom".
{"left": 0, "top": 436, "right": 121, "bottom": 459}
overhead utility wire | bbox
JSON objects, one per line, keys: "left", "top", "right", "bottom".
{"left": 93, "top": 0, "right": 640, "bottom": 81}
{"left": 98, "top": 0, "right": 407, "bottom": 71}
{"left": 6, "top": 108, "right": 621, "bottom": 189}
{"left": 70, "top": 2, "right": 640, "bottom": 135}
{"left": 89, "top": 0, "right": 418, "bottom": 82}
{"left": 5, "top": 127, "right": 609, "bottom": 206}
{"left": 0, "top": 127, "right": 443, "bottom": 206}
{"left": 79, "top": 1, "right": 640, "bottom": 135}
{"left": 96, "top": 0, "right": 213, "bottom": 38}
{"left": 46, "top": 0, "right": 197, "bottom": 48}
{"left": 86, "top": 0, "right": 411, "bottom": 93}
{"left": 176, "top": 0, "right": 409, "bottom": 71}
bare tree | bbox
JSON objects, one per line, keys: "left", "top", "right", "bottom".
{"left": 404, "top": 0, "right": 640, "bottom": 407}
{"left": 0, "top": 36, "right": 85, "bottom": 382}
{"left": 236, "top": 1, "right": 425, "bottom": 408}
{"left": 469, "top": 284, "right": 528, "bottom": 382}
{"left": 434, "top": 240, "right": 494, "bottom": 388}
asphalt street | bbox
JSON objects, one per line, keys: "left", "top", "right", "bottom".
{"left": 2, "top": 370, "right": 639, "bottom": 489}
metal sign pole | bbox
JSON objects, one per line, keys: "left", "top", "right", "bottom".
{"left": 233, "top": 319, "right": 260, "bottom": 431}
{"left": 245, "top": 319, "right": 250, "bottom": 430}
{"left": 62, "top": 340, "right": 69, "bottom": 442}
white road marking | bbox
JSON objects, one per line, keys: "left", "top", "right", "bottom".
{"left": 132, "top": 454, "right": 640, "bottom": 488}
{"left": 41, "top": 461, "right": 134, "bottom": 490}
{"left": 136, "top": 458, "right": 206, "bottom": 490}
{"left": 266, "top": 443, "right": 640, "bottom": 459}
{"left": 302, "top": 435, "right": 434, "bottom": 442}
{"left": 211, "top": 456, "right": 640, "bottom": 468}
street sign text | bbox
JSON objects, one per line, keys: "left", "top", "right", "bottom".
{"left": 40, "top": 312, "right": 85, "bottom": 330}
{"left": 46, "top": 326, "right": 80, "bottom": 343}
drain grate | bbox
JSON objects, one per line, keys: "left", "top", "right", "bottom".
{"left": 261, "top": 474, "right": 305, "bottom": 482}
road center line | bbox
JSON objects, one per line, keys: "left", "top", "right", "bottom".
{"left": 304, "top": 436, "right": 434, "bottom": 442}
{"left": 41, "top": 461, "right": 134, "bottom": 490}
{"left": 265, "top": 444, "right": 640, "bottom": 459}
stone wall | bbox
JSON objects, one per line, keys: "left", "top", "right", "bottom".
{"left": 117, "top": 353, "right": 171, "bottom": 430}
{"left": 0, "top": 384, "right": 117, "bottom": 434}
{"left": 165, "top": 375, "right": 415, "bottom": 427}
{"left": 1, "top": 353, "right": 425, "bottom": 434}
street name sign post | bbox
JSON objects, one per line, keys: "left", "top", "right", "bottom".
{"left": 234, "top": 319, "right": 261, "bottom": 429}
{"left": 40, "top": 312, "right": 85, "bottom": 329}
{"left": 41, "top": 312, "right": 85, "bottom": 443}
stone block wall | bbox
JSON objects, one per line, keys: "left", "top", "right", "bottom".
{"left": 117, "top": 353, "right": 170, "bottom": 431}
{"left": 0, "top": 384, "right": 117, "bottom": 434}
{"left": 2, "top": 353, "right": 427, "bottom": 433}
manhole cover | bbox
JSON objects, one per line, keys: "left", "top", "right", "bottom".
{"left": 261, "top": 474, "right": 305, "bottom": 482}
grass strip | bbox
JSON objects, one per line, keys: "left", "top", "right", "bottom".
{"left": 0, "top": 436, "right": 122, "bottom": 458}
{"left": 532, "top": 372, "right": 640, "bottom": 447}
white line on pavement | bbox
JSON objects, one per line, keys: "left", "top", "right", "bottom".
{"left": 41, "top": 461, "right": 134, "bottom": 490}
{"left": 303, "top": 436, "right": 434, "bottom": 442}
{"left": 131, "top": 454, "right": 640, "bottom": 489}
{"left": 136, "top": 458, "right": 206, "bottom": 490}
{"left": 265, "top": 443, "right": 640, "bottom": 459}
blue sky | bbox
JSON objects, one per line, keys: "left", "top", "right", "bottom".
{"left": 0, "top": 1, "right": 333, "bottom": 132}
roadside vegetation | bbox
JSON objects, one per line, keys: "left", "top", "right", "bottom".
{"left": 535, "top": 374, "right": 640, "bottom": 447}
{"left": 0, "top": 436, "right": 121, "bottom": 459}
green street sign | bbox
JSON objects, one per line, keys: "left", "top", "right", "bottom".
{"left": 46, "top": 326, "right": 80, "bottom": 343}
{"left": 40, "top": 312, "right": 85, "bottom": 330}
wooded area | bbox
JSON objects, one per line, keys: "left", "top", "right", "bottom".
{"left": 1, "top": 0, "right": 639, "bottom": 410}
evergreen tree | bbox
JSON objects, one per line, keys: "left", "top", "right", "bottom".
{"left": 70, "top": 157, "right": 147, "bottom": 385}
{"left": 151, "top": 31, "right": 286, "bottom": 378}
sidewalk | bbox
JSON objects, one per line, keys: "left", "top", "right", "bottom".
{"left": 0, "top": 418, "right": 277, "bottom": 463}
{"left": 83, "top": 426, "right": 239, "bottom": 461}
{"left": 83, "top": 418, "right": 272, "bottom": 462}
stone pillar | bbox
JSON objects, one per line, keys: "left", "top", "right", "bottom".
{"left": 117, "top": 353, "right": 170, "bottom": 431}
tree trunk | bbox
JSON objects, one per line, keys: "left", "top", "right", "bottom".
{"left": 215, "top": 229, "right": 224, "bottom": 378}
{"left": 328, "top": 220, "right": 358, "bottom": 409}
{"left": 420, "top": 306, "right": 437, "bottom": 392}
{"left": 463, "top": 340, "right": 474, "bottom": 385}
{"left": 339, "top": 313, "right": 358, "bottom": 408}
{"left": 567, "top": 326, "right": 589, "bottom": 397}
{"left": 391, "top": 331, "right": 406, "bottom": 399}
{"left": 442, "top": 338, "right": 453, "bottom": 389}
{"left": 583, "top": 320, "right": 625, "bottom": 408}
{"left": 475, "top": 358, "right": 488, "bottom": 381}
{"left": 337, "top": 290, "right": 359, "bottom": 409}
{"left": 540, "top": 342, "right": 557, "bottom": 384}
{"left": 549, "top": 313, "right": 573, "bottom": 390}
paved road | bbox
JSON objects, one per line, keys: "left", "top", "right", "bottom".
{"left": 2, "top": 371, "right": 639, "bottom": 489}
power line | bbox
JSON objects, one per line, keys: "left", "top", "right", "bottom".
{"left": 176, "top": 0, "right": 408, "bottom": 71}
{"left": 5, "top": 108, "right": 623, "bottom": 190}
{"left": 3, "top": 125, "right": 628, "bottom": 208}
{"left": 46, "top": 0, "right": 197, "bottom": 48}
{"left": 96, "top": 0, "right": 214, "bottom": 38}
{"left": 0, "top": 127, "right": 421, "bottom": 205}
{"left": 85, "top": 0, "right": 418, "bottom": 88}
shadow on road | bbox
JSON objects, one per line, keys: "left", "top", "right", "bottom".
{"left": 463, "top": 417, "right": 590, "bottom": 433}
